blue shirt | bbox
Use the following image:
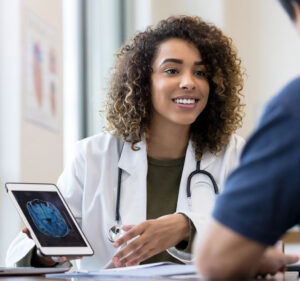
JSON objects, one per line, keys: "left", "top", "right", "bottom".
{"left": 213, "top": 77, "right": 300, "bottom": 246}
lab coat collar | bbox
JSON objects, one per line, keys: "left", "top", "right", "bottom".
{"left": 118, "top": 139, "right": 147, "bottom": 175}
{"left": 117, "top": 139, "right": 148, "bottom": 225}
{"left": 118, "top": 138, "right": 216, "bottom": 174}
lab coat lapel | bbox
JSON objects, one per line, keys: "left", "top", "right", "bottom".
{"left": 176, "top": 140, "right": 194, "bottom": 213}
{"left": 117, "top": 140, "right": 147, "bottom": 225}
{"left": 176, "top": 140, "right": 216, "bottom": 213}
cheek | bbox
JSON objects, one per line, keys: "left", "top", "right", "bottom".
{"left": 151, "top": 79, "right": 171, "bottom": 103}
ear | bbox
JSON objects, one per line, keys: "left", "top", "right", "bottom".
{"left": 292, "top": 1, "right": 300, "bottom": 35}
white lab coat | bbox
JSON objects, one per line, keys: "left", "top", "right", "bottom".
{"left": 6, "top": 132, "right": 244, "bottom": 270}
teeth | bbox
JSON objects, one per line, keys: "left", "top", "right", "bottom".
{"left": 174, "top": 99, "right": 196, "bottom": 104}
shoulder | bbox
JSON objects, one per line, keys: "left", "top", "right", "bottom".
{"left": 61, "top": 132, "right": 123, "bottom": 184}
{"left": 217, "top": 134, "right": 245, "bottom": 173}
{"left": 265, "top": 77, "right": 300, "bottom": 120}
{"left": 244, "top": 78, "right": 300, "bottom": 157}
{"left": 218, "top": 134, "right": 245, "bottom": 161}
{"left": 226, "top": 134, "right": 245, "bottom": 151}
{"left": 74, "top": 131, "right": 122, "bottom": 157}
{"left": 67, "top": 132, "right": 123, "bottom": 171}
{"left": 202, "top": 134, "right": 245, "bottom": 174}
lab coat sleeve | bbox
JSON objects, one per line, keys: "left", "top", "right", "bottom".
{"left": 56, "top": 142, "right": 86, "bottom": 222}
{"left": 6, "top": 232, "right": 35, "bottom": 266}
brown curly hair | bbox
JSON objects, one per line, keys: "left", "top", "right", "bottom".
{"left": 106, "top": 15, "right": 244, "bottom": 160}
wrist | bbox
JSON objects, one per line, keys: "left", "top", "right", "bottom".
{"left": 175, "top": 213, "right": 190, "bottom": 241}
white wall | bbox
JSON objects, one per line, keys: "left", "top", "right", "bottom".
{"left": 0, "top": 0, "right": 22, "bottom": 267}
{"left": 223, "top": 0, "right": 300, "bottom": 137}
{"left": 0, "top": 0, "right": 63, "bottom": 266}
{"left": 20, "top": 0, "right": 63, "bottom": 182}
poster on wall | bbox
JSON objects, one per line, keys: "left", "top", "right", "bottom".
{"left": 24, "top": 10, "right": 59, "bottom": 132}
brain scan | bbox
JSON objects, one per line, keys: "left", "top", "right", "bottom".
{"left": 27, "top": 199, "right": 69, "bottom": 237}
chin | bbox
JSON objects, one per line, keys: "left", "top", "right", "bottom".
{"left": 173, "top": 118, "right": 197, "bottom": 126}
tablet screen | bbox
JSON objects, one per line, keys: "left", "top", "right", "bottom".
{"left": 12, "top": 190, "right": 87, "bottom": 247}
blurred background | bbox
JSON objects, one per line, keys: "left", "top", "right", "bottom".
{"left": 0, "top": 0, "right": 300, "bottom": 266}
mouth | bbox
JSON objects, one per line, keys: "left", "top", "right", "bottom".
{"left": 172, "top": 98, "right": 199, "bottom": 105}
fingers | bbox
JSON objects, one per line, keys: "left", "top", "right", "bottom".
{"left": 113, "top": 242, "right": 155, "bottom": 267}
{"left": 283, "top": 253, "right": 299, "bottom": 265}
{"left": 122, "top": 225, "right": 135, "bottom": 231}
{"left": 52, "top": 256, "right": 69, "bottom": 263}
{"left": 112, "top": 216, "right": 186, "bottom": 267}
{"left": 113, "top": 237, "right": 146, "bottom": 266}
{"left": 123, "top": 246, "right": 156, "bottom": 267}
{"left": 258, "top": 248, "right": 299, "bottom": 276}
{"left": 52, "top": 256, "right": 83, "bottom": 263}
{"left": 114, "top": 224, "right": 145, "bottom": 248}
{"left": 22, "top": 228, "right": 32, "bottom": 239}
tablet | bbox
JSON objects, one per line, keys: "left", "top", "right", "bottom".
{"left": 5, "top": 182, "right": 94, "bottom": 257}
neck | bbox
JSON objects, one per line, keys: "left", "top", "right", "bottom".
{"left": 146, "top": 119, "right": 190, "bottom": 160}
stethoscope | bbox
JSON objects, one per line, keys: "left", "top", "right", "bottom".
{"left": 107, "top": 153, "right": 219, "bottom": 243}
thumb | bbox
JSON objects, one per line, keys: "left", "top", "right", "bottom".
{"left": 22, "top": 228, "right": 32, "bottom": 239}
{"left": 284, "top": 254, "right": 299, "bottom": 265}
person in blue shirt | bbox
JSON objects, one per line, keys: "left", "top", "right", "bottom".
{"left": 195, "top": 0, "right": 300, "bottom": 278}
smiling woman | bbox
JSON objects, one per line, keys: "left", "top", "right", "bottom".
{"left": 7, "top": 16, "right": 245, "bottom": 270}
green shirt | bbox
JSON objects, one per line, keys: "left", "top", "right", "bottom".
{"left": 143, "top": 156, "right": 195, "bottom": 264}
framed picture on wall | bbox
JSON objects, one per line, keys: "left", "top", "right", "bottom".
{"left": 23, "top": 9, "right": 59, "bottom": 132}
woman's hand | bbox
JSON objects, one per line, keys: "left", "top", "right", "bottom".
{"left": 22, "top": 228, "right": 82, "bottom": 267}
{"left": 112, "top": 213, "right": 189, "bottom": 267}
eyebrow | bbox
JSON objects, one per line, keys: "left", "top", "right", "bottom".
{"left": 160, "top": 58, "right": 205, "bottom": 66}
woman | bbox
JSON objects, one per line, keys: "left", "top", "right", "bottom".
{"left": 6, "top": 16, "right": 244, "bottom": 269}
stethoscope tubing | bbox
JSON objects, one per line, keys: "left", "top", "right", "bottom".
{"left": 186, "top": 160, "right": 219, "bottom": 199}
{"left": 115, "top": 167, "right": 122, "bottom": 224}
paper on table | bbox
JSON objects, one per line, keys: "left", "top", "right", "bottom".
{"left": 46, "top": 262, "right": 198, "bottom": 278}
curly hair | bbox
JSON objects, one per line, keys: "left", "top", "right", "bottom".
{"left": 106, "top": 15, "right": 244, "bottom": 160}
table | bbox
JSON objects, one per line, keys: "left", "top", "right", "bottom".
{"left": 0, "top": 271, "right": 298, "bottom": 281}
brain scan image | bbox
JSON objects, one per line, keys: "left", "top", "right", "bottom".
{"left": 27, "top": 199, "right": 70, "bottom": 238}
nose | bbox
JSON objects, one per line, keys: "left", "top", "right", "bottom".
{"left": 179, "top": 72, "right": 196, "bottom": 90}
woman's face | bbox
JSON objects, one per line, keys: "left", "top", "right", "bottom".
{"left": 150, "top": 38, "right": 210, "bottom": 129}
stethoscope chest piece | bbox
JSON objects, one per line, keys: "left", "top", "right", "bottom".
{"left": 107, "top": 224, "right": 126, "bottom": 243}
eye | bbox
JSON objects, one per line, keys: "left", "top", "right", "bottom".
{"left": 194, "top": 70, "right": 207, "bottom": 77}
{"left": 164, "top": 68, "right": 179, "bottom": 75}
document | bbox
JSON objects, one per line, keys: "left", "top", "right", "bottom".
{"left": 46, "top": 262, "right": 198, "bottom": 278}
